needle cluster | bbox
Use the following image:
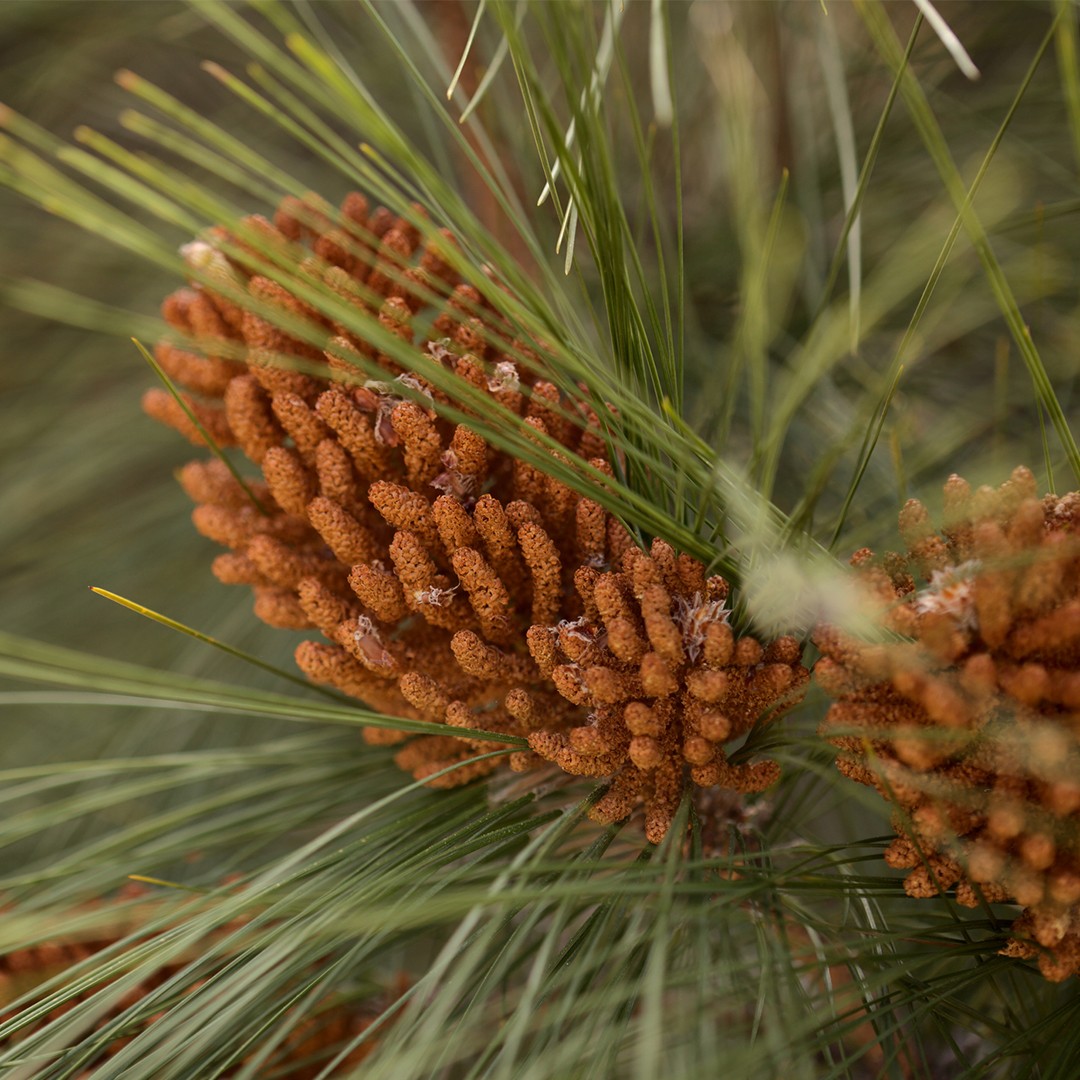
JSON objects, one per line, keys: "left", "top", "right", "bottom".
{"left": 0, "top": 883, "right": 399, "bottom": 1074}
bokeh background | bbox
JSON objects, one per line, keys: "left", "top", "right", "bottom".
{"left": 2, "top": 2, "right": 298, "bottom": 788}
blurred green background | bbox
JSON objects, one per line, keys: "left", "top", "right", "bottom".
{"left": 0, "top": 2, "right": 308, "bottom": 779}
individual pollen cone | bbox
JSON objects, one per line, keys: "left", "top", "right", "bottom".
{"left": 147, "top": 187, "right": 809, "bottom": 839}
{"left": 815, "top": 466, "right": 1080, "bottom": 981}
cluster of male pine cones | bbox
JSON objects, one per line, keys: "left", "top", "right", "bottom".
{"left": 145, "top": 187, "right": 1080, "bottom": 980}
{"left": 816, "top": 467, "right": 1080, "bottom": 980}
{"left": 146, "top": 190, "right": 809, "bottom": 844}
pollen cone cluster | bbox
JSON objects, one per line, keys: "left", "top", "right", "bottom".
{"left": 147, "top": 188, "right": 808, "bottom": 841}
{"left": 815, "top": 466, "right": 1080, "bottom": 980}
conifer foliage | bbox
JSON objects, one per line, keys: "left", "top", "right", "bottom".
{"left": 2, "top": 2, "right": 1080, "bottom": 1076}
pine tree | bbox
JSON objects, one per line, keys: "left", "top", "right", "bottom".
{"left": 1, "top": 3, "right": 1079, "bottom": 1076}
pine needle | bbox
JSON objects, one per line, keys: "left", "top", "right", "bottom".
{"left": 88, "top": 587, "right": 351, "bottom": 704}
{"left": 132, "top": 337, "right": 269, "bottom": 515}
